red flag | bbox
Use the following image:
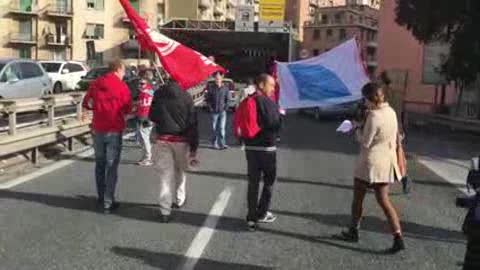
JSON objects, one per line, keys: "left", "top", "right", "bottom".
{"left": 118, "top": 0, "right": 225, "bottom": 90}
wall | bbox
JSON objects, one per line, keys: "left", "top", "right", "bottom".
{"left": 377, "top": 0, "right": 456, "bottom": 112}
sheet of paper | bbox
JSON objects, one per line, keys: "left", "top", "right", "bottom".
{"left": 336, "top": 120, "right": 353, "bottom": 133}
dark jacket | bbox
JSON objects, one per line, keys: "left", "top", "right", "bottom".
{"left": 206, "top": 83, "right": 229, "bottom": 113}
{"left": 82, "top": 72, "right": 132, "bottom": 133}
{"left": 149, "top": 81, "right": 199, "bottom": 153}
{"left": 244, "top": 94, "right": 281, "bottom": 148}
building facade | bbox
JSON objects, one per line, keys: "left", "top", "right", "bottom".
{"left": 302, "top": 3, "right": 379, "bottom": 74}
{"left": 377, "top": 0, "right": 456, "bottom": 114}
{"left": 0, "top": 0, "right": 165, "bottom": 66}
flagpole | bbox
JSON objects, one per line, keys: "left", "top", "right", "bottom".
{"left": 153, "top": 53, "right": 165, "bottom": 85}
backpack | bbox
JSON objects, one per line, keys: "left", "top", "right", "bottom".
{"left": 233, "top": 94, "right": 261, "bottom": 139}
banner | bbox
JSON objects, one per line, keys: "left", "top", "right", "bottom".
{"left": 118, "top": 0, "right": 225, "bottom": 90}
{"left": 259, "top": 0, "right": 286, "bottom": 22}
{"left": 235, "top": 5, "right": 255, "bottom": 32}
{"left": 277, "top": 39, "right": 370, "bottom": 109}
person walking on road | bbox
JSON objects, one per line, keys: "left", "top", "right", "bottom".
{"left": 136, "top": 70, "right": 155, "bottom": 167}
{"left": 206, "top": 72, "right": 229, "bottom": 150}
{"left": 149, "top": 80, "right": 199, "bottom": 223}
{"left": 236, "top": 74, "right": 282, "bottom": 231}
{"left": 335, "top": 82, "right": 406, "bottom": 253}
{"left": 82, "top": 60, "right": 132, "bottom": 214}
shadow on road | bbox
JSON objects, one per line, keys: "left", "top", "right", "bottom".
{"left": 191, "top": 170, "right": 354, "bottom": 191}
{"left": 0, "top": 191, "right": 246, "bottom": 233}
{"left": 272, "top": 209, "right": 466, "bottom": 245}
{"left": 111, "top": 246, "right": 274, "bottom": 270}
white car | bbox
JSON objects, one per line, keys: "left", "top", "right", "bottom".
{"left": 40, "top": 61, "right": 88, "bottom": 93}
{"left": 0, "top": 58, "right": 52, "bottom": 99}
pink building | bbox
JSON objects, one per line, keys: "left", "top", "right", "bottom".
{"left": 377, "top": 0, "right": 455, "bottom": 113}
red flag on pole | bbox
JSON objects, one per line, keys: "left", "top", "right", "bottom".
{"left": 118, "top": 0, "right": 225, "bottom": 90}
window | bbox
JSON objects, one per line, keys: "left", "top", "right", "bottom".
{"left": 41, "top": 63, "right": 62, "bottom": 73}
{"left": 87, "top": 0, "right": 104, "bottom": 10}
{"left": 313, "top": 29, "right": 320, "bottom": 40}
{"left": 0, "top": 64, "right": 21, "bottom": 82}
{"left": 321, "top": 14, "right": 328, "bottom": 24}
{"left": 335, "top": 13, "right": 342, "bottom": 24}
{"left": 326, "top": 29, "right": 333, "bottom": 38}
{"left": 84, "top": 24, "right": 104, "bottom": 39}
{"left": 19, "top": 62, "right": 43, "bottom": 79}
{"left": 339, "top": 28, "right": 346, "bottom": 40}
{"left": 313, "top": 49, "right": 320, "bottom": 56}
{"left": 70, "top": 64, "right": 85, "bottom": 72}
{"left": 18, "top": 47, "right": 32, "bottom": 59}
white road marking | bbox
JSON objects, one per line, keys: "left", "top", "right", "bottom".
{"left": 181, "top": 186, "right": 234, "bottom": 270}
{"left": 0, "top": 132, "right": 134, "bottom": 190}
{"left": 418, "top": 156, "right": 470, "bottom": 194}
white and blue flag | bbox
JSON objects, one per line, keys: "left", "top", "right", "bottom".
{"left": 277, "top": 39, "right": 370, "bottom": 109}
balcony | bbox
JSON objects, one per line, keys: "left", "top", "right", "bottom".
{"left": 8, "top": 32, "right": 37, "bottom": 45}
{"left": 46, "top": 34, "right": 71, "bottom": 46}
{"left": 8, "top": 0, "right": 40, "bottom": 16}
{"left": 309, "top": 0, "right": 318, "bottom": 7}
{"left": 199, "top": 0, "right": 212, "bottom": 9}
{"left": 46, "top": 3, "right": 73, "bottom": 18}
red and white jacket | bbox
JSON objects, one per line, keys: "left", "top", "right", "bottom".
{"left": 136, "top": 83, "right": 154, "bottom": 120}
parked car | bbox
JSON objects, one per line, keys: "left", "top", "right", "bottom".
{"left": 40, "top": 61, "right": 88, "bottom": 93}
{"left": 74, "top": 66, "right": 110, "bottom": 91}
{"left": 301, "top": 100, "right": 362, "bottom": 120}
{"left": 0, "top": 58, "right": 53, "bottom": 99}
{"left": 201, "top": 78, "right": 239, "bottom": 110}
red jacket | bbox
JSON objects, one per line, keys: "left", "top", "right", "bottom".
{"left": 82, "top": 72, "right": 132, "bottom": 133}
{"left": 136, "top": 84, "right": 154, "bottom": 119}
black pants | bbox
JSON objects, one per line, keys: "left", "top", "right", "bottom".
{"left": 246, "top": 150, "right": 277, "bottom": 222}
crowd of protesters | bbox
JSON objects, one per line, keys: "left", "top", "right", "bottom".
{"left": 82, "top": 59, "right": 406, "bottom": 254}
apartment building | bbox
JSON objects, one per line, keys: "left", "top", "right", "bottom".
{"left": 0, "top": 0, "right": 165, "bottom": 66}
{"left": 302, "top": 3, "right": 379, "bottom": 74}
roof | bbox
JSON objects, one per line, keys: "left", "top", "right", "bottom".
{"left": 0, "top": 58, "right": 38, "bottom": 64}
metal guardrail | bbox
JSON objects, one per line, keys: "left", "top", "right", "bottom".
{"left": 0, "top": 93, "right": 90, "bottom": 163}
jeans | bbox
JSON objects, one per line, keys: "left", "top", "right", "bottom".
{"left": 138, "top": 121, "right": 153, "bottom": 160}
{"left": 94, "top": 132, "right": 122, "bottom": 207}
{"left": 211, "top": 111, "right": 227, "bottom": 147}
{"left": 246, "top": 150, "right": 277, "bottom": 222}
{"left": 153, "top": 141, "right": 188, "bottom": 215}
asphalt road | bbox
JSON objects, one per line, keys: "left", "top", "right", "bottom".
{"left": 0, "top": 113, "right": 469, "bottom": 270}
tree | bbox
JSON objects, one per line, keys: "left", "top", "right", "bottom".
{"left": 395, "top": 0, "right": 480, "bottom": 117}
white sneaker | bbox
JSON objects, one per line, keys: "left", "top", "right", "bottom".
{"left": 247, "top": 221, "right": 257, "bottom": 232}
{"left": 138, "top": 159, "right": 153, "bottom": 166}
{"left": 258, "top": 212, "right": 277, "bottom": 223}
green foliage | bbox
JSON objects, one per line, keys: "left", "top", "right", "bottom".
{"left": 395, "top": 0, "right": 480, "bottom": 84}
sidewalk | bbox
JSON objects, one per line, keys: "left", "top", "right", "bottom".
{"left": 407, "top": 127, "right": 479, "bottom": 194}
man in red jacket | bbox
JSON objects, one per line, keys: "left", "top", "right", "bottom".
{"left": 82, "top": 59, "right": 132, "bottom": 214}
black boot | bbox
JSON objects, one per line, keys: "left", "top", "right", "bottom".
{"left": 388, "top": 234, "right": 406, "bottom": 254}
{"left": 402, "top": 176, "right": 411, "bottom": 194}
{"left": 333, "top": 227, "right": 359, "bottom": 243}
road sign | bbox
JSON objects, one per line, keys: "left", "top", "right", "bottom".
{"left": 258, "top": 21, "right": 290, "bottom": 33}
{"left": 235, "top": 5, "right": 255, "bottom": 32}
{"left": 259, "top": 0, "right": 286, "bottom": 21}
{"left": 422, "top": 42, "right": 449, "bottom": 85}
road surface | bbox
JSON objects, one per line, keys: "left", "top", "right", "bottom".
{"left": 0, "top": 113, "right": 470, "bottom": 270}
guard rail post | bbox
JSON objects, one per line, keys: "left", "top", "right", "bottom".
{"left": 43, "top": 96, "right": 55, "bottom": 127}
{"left": 72, "top": 93, "right": 84, "bottom": 123}
{"left": 1, "top": 101, "right": 18, "bottom": 136}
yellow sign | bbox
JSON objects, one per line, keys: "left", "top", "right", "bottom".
{"left": 259, "top": 0, "right": 286, "bottom": 21}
